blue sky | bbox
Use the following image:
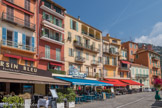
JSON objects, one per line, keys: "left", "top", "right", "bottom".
{"left": 54, "top": 0, "right": 162, "bottom": 46}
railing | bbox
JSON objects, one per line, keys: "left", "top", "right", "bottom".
{"left": 2, "top": 12, "right": 35, "bottom": 31}
{"left": 75, "top": 56, "right": 85, "bottom": 62}
{"left": 1, "top": 40, "right": 36, "bottom": 52}
{"left": 41, "top": 34, "right": 64, "bottom": 43}
{"left": 136, "top": 74, "right": 149, "bottom": 78}
{"left": 152, "top": 56, "right": 159, "bottom": 61}
{"left": 91, "top": 60, "right": 99, "bottom": 65}
{"left": 119, "top": 67, "right": 129, "bottom": 71}
{"left": 103, "top": 48, "right": 119, "bottom": 55}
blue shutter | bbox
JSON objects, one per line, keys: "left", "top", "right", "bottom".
{"left": 70, "top": 18, "right": 73, "bottom": 29}
{"left": 31, "top": 37, "right": 35, "bottom": 52}
{"left": 76, "top": 21, "right": 78, "bottom": 31}
{"left": 22, "top": 34, "right": 26, "bottom": 50}
{"left": 2, "top": 28, "right": 7, "bottom": 45}
{"left": 14, "top": 31, "right": 18, "bottom": 48}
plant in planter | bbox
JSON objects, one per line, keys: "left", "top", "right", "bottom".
{"left": 2, "top": 96, "right": 24, "bottom": 108}
{"left": 57, "top": 92, "right": 65, "bottom": 108}
{"left": 73, "top": 40, "right": 77, "bottom": 43}
{"left": 19, "top": 93, "right": 31, "bottom": 108}
{"left": 65, "top": 88, "right": 76, "bottom": 108}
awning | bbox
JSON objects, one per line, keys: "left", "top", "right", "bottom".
{"left": 55, "top": 77, "right": 113, "bottom": 86}
{"left": 121, "top": 60, "right": 131, "bottom": 64}
{"left": 50, "top": 62, "right": 63, "bottom": 66}
{"left": 4, "top": 53, "right": 21, "bottom": 59}
{"left": 102, "top": 79, "right": 127, "bottom": 87}
{"left": 22, "top": 57, "right": 37, "bottom": 62}
{"left": 0, "top": 71, "right": 70, "bottom": 85}
{"left": 119, "top": 79, "right": 144, "bottom": 86}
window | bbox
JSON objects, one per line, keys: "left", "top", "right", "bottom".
{"left": 130, "top": 43, "right": 132, "bottom": 48}
{"left": 136, "top": 54, "right": 138, "bottom": 58}
{"left": 68, "top": 32, "right": 71, "bottom": 41}
{"left": 150, "top": 69, "right": 152, "bottom": 74}
{"left": 25, "top": 60, "right": 28, "bottom": 66}
{"left": 98, "top": 57, "right": 102, "bottom": 63}
{"left": 94, "top": 68, "right": 96, "bottom": 73}
{"left": 98, "top": 44, "right": 101, "bottom": 51}
{"left": 113, "top": 71, "right": 116, "bottom": 77}
{"left": 86, "top": 67, "right": 89, "bottom": 75}
{"left": 132, "top": 68, "right": 134, "bottom": 75}
{"left": 24, "top": 14, "right": 30, "bottom": 28}
{"left": 26, "top": 36, "right": 31, "bottom": 51}
{"left": 7, "top": 6, "right": 14, "bottom": 21}
{"left": 76, "top": 65, "right": 81, "bottom": 72}
{"left": 54, "top": 6, "right": 62, "bottom": 14}
{"left": 7, "top": 0, "right": 14, "bottom": 3}
{"left": 30, "top": 61, "right": 33, "bottom": 67}
{"left": 56, "top": 18, "right": 60, "bottom": 26}
{"left": 69, "top": 48, "right": 74, "bottom": 57}
{"left": 86, "top": 53, "right": 89, "bottom": 60}
{"left": 131, "top": 50, "right": 133, "bottom": 55}
{"left": 45, "top": 45, "right": 50, "bottom": 59}
{"left": 56, "top": 48, "right": 61, "bottom": 61}
{"left": 76, "top": 50, "right": 82, "bottom": 57}
{"left": 134, "top": 44, "right": 136, "bottom": 49}
{"left": 48, "top": 64, "right": 61, "bottom": 70}
{"left": 43, "top": 12, "right": 50, "bottom": 22}
{"left": 7, "top": 30, "right": 13, "bottom": 46}
{"left": 70, "top": 19, "right": 78, "bottom": 31}
{"left": 9, "top": 58, "right": 17, "bottom": 64}
{"left": 99, "top": 69, "right": 101, "bottom": 78}
{"left": 120, "top": 72, "right": 124, "bottom": 77}
{"left": 25, "top": 0, "right": 30, "bottom": 11}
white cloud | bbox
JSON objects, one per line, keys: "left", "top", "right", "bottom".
{"left": 134, "top": 22, "right": 162, "bottom": 46}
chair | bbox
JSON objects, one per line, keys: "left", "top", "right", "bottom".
{"left": 81, "top": 95, "right": 87, "bottom": 102}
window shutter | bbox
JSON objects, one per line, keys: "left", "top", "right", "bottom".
{"left": 72, "top": 49, "right": 74, "bottom": 56}
{"left": 31, "top": 37, "right": 35, "bottom": 52}
{"left": 2, "top": 28, "right": 7, "bottom": 45}
{"left": 69, "top": 48, "right": 71, "bottom": 56}
{"left": 53, "top": 17, "right": 56, "bottom": 25}
{"left": 60, "top": 20, "right": 62, "bottom": 27}
{"left": 76, "top": 21, "right": 78, "bottom": 31}
{"left": 43, "top": 11, "right": 46, "bottom": 19}
{"left": 56, "top": 48, "right": 61, "bottom": 61}
{"left": 50, "top": 15, "right": 53, "bottom": 23}
{"left": 22, "top": 34, "right": 26, "bottom": 49}
{"left": 42, "top": 28, "right": 45, "bottom": 36}
{"left": 70, "top": 18, "right": 73, "bottom": 29}
{"left": 14, "top": 31, "right": 18, "bottom": 48}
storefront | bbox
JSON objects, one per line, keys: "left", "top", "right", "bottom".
{"left": 0, "top": 60, "right": 70, "bottom": 102}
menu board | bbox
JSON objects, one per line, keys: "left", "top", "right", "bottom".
{"left": 50, "top": 89, "right": 58, "bottom": 98}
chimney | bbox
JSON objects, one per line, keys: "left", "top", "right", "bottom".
{"left": 78, "top": 16, "right": 80, "bottom": 20}
{"left": 106, "top": 34, "right": 110, "bottom": 37}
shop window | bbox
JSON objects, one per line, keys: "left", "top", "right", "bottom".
{"left": 25, "top": 60, "right": 28, "bottom": 66}
{"left": 23, "top": 85, "right": 33, "bottom": 94}
{"left": 9, "top": 57, "right": 17, "bottom": 64}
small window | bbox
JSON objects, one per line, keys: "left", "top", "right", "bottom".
{"left": 72, "top": 20, "right": 76, "bottom": 30}
{"left": 56, "top": 18, "right": 60, "bottom": 26}
{"left": 69, "top": 48, "right": 74, "bottom": 57}
{"left": 68, "top": 32, "right": 72, "bottom": 41}
{"left": 86, "top": 53, "right": 89, "bottom": 60}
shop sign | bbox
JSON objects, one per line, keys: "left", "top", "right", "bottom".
{"left": 69, "top": 65, "right": 86, "bottom": 78}
{"left": 0, "top": 61, "right": 37, "bottom": 74}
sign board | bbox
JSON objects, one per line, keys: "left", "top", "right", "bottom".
{"left": 50, "top": 89, "right": 58, "bottom": 98}
{"left": 69, "top": 65, "right": 86, "bottom": 78}
{"left": 0, "top": 60, "right": 52, "bottom": 77}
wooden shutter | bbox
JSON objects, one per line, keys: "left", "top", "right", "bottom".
{"left": 14, "top": 31, "right": 18, "bottom": 48}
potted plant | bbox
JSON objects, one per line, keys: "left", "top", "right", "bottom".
{"left": 2, "top": 96, "right": 24, "bottom": 108}
{"left": 65, "top": 88, "right": 76, "bottom": 108}
{"left": 57, "top": 92, "right": 65, "bottom": 108}
{"left": 19, "top": 93, "right": 31, "bottom": 108}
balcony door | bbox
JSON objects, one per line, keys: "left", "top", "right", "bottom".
{"left": 7, "top": 6, "right": 14, "bottom": 21}
{"left": 24, "top": 14, "right": 30, "bottom": 28}
{"left": 56, "top": 48, "right": 61, "bottom": 61}
{"left": 25, "top": 0, "right": 30, "bottom": 11}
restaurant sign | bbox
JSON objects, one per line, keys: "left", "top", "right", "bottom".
{"left": 69, "top": 65, "right": 87, "bottom": 78}
{"left": 0, "top": 61, "right": 37, "bottom": 74}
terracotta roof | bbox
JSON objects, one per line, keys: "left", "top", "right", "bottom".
{"left": 136, "top": 49, "right": 160, "bottom": 56}
{"left": 122, "top": 41, "right": 138, "bottom": 45}
{"left": 131, "top": 63, "right": 149, "bottom": 69}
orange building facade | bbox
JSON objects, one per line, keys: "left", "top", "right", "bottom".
{"left": 0, "top": 0, "right": 37, "bottom": 67}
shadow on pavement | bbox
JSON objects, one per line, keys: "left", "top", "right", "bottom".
{"left": 151, "top": 100, "right": 162, "bottom": 108}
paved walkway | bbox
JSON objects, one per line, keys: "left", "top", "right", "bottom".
{"left": 75, "top": 92, "right": 162, "bottom": 108}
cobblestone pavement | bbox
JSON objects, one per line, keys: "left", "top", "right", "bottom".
{"left": 75, "top": 92, "right": 162, "bottom": 108}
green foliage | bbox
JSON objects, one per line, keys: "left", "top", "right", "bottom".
{"left": 49, "top": 69, "right": 66, "bottom": 75}
{"left": 57, "top": 92, "right": 65, "bottom": 103}
{"left": 65, "top": 88, "right": 76, "bottom": 102}
{"left": 97, "top": 89, "right": 102, "bottom": 93}
{"left": 2, "top": 96, "right": 24, "bottom": 108}
{"left": 103, "top": 89, "right": 111, "bottom": 93}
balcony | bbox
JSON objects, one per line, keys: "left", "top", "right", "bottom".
{"left": 40, "top": 3, "right": 64, "bottom": 20}
{"left": 104, "top": 61, "right": 117, "bottom": 68}
{"left": 2, "top": 12, "right": 35, "bottom": 31}
{"left": 1, "top": 40, "right": 36, "bottom": 53}
{"left": 41, "top": 35, "right": 64, "bottom": 46}
{"left": 152, "top": 57, "right": 159, "bottom": 61}
{"left": 91, "top": 60, "right": 99, "bottom": 65}
{"left": 73, "top": 41, "right": 99, "bottom": 53}
{"left": 49, "top": 69, "right": 66, "bottom": 75}
{"left": 103, "top": 49, "right": 119, "bottom": 56}
{"left": 152, "top": 65, "right": 160, "bottom": 69}
{"left": 119, "top": 67, "right": 130, "bottom": 71}
{"left": 136, "top": 74, "right": 149, "bottom": 78}
{"left": 42, "top": 20, "right": 64, "bottom": 34}
{"left": 39, "top": 52, "right": 64, "bottom": 64}
{"left": 75, "top": 56, "right": 85, "bottom": 63}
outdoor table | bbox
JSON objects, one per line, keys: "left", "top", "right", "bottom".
{"left": 75, "top": 96, "right": 83, "bottom": 104}
{"left": 85, "top": 95, "right": 95, "bottom": 102}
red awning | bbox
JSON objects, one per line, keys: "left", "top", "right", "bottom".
{"left": 50, "top": 62, "right": 63, "bottom": 66}
{"left": 22, "top": 57, "right": 37, "bottom": 62}
{"left": 121, "top": 61, "right": 131, "bottom": 64}
{"left": 119, "top": 79, "right": 144, "bottom": 86}
{"left": 4, "top": 53, "right": 21, "bottom": 59}
{"left": 102, "top": 79, "right": 127, "bottom": 87}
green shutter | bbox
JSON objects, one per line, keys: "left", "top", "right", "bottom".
{"left": 76, "top": 21, "right": 78, "bottom": 31}
{"left": 70, "top": 18, "right": 73, "bottom": 29}
{"left": 43, "top": 12, "right": 46, "bottom": 19}
{"left": 60, "top": 20, "right": 62, "bottom": 27}
{"left": 50, "top": 15, "right": 53, "bottom": 23}
{"left": 53, "top": 17, "right": 56, "bottom": 25}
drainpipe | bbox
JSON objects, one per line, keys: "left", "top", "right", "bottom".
{"left": 37, "top": 0, "right": 40, "bottom": 59}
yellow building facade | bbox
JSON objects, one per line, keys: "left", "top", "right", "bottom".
{"left": 64, "top": 14, "right": 103, "bottom": 79}
{"left": 103, "top": 34, "right": 121, "bottom": 78}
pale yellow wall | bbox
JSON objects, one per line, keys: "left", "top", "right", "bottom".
{"left": 64, "top": 15, "right": 103, "bottom": 78}
{"left": 34, "top": 84, "right": 46, "bottom": 95}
